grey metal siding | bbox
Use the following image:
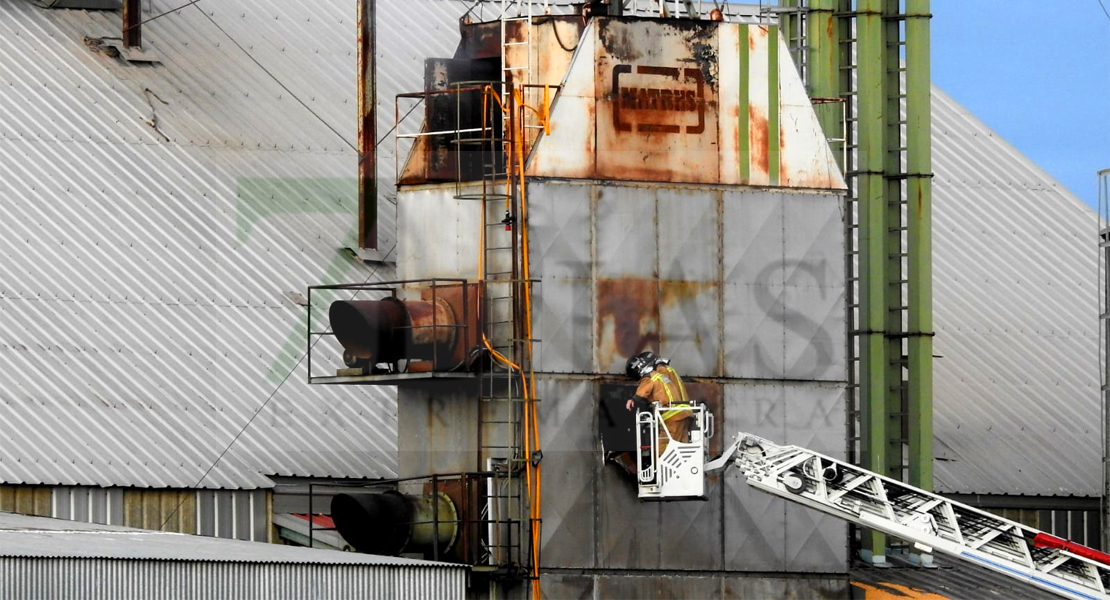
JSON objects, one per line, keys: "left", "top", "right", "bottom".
{"left": 0, "top": 0, "right": 404, "bottom": 489}
{"left": 0, "top": 558, "right": 466, "bottom": 600}
{"left": 930, "top": 85, "right": 1102, "bottom": 496}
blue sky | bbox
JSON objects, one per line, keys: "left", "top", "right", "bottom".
{"left": 931, "top": 0, "right": 1110, "bottom": 209}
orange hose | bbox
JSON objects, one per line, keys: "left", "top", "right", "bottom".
{"left": 480, "top": 85, "right": 544, "bottom": 598}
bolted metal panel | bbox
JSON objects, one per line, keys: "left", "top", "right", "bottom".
{"left": 776, "top": 37, "right": 845, "bottom": 191}
{"left": 397, "top": 185, "right": 483, "bottom": 282}
{"left": 536, "top": 378, "right": 596, "bottom": 569}
{"left": 595, "top": 185, "right": 658, "bottom": 280}
{"left": 723, "top": 576, "right": 847, "bottom": 599}
{"left": 660, "top": 280, "right": 721, "bottom": 380}
{"left": 723, "top": 577, "right": 788, "bottom": 598}
{"left": 722, "top": 190, "right": 785, "bottom": 380}
{"left": 723, "top": 381, "right": 787, "bottom": 571}
{"left": 538, "top": 574, "right": 595, "bottom": 599}
{"left": 534, "top": 278, "right": 593, "bottom": 374}
{"left": 781, "top": 192, "right": 846, "bottom": 382}
{"left": 658, "top": 188, "right": 719, "bottom": 283}
{"left": 596, "top": 574, "right": 722, "bottom": 599}
{"left": 528, "top": 182, "right": 594, "bottom": 374}
{"left": 657, "top": 188, "right": 722, "bottom": 374}
{"left": 597, "top": 463, "right": 661, "bottom": 569}
{"left": 396, "top": 386, "right": 478, "bottom": 478}
{"left": 597, "top": 278, "right": 659, "bottom": 375}
{"left": 528, "top": 182, "right": 593, "bottom": 281}
{"left": 783, "top": 383, "right": 848, "bottom": 572}
{"left": 594, "top": 19, "right": 721, "bottom": 185}
{"left": 717, "top": 22, "right": 742, "bottom": 186}
{"left": 525, "top": 23, "right": 598, "bottom": 180}
{"left": 658, "top": 477, "right": 724, "bottom": 570}
{"left": 527, "top": 18, "right": 844, "bottom": 190}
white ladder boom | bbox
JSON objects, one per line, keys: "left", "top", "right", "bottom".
{"left": 707, "top": 432, "right": 1110, "bottom": 600}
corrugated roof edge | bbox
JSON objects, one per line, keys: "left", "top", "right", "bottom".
{"left": 0, "top": 512, "right": 466, "bottom": 568}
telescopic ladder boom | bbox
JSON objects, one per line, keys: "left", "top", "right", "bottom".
{"left": 706, "top": 432, "right": 1110, "bottom": 600}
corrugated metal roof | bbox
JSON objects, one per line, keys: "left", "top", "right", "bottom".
{"left": 931, "top": 85, "right": 1102, "bottom": 496}
{"left": 0, "top": 0, "right": 485, "bottom": 489}
{"left": 0, "top": 512, "right": 466, "bottom": 600}
{"left": 0, "top": 511, "right": 461, "bottom": 566}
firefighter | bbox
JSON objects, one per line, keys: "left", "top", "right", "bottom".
{"left": 625, "top": 351, "right": 693, "bottom": 455}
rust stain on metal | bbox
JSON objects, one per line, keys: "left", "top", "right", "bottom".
{"left": 458, "top": 20, "right": 502, "bottom": 59}
{"left": 357, "top": 0, "right": 377, "bottom": 248}
{"left": 778, "top": 120, "right": 791, "bottom": 184}
{"left": 749, "top": 104, "right": 770, "bottom": 179}
{"left": 598, "top": 19, "right": 643, "bottom": 62}
{"left": 421, "top": 283, "right": 480, "bottom": 368}
{"left": 397, "top": 133, "right": 431, "bottom": 185}
{"left": 405, "top": 298, "right": 457, "bottom": 348}
{"left": 659, "top": 280, "right": 714, "bottom": 308}
{"left": 597, "top": 279, "right": 659, "bottom": 370}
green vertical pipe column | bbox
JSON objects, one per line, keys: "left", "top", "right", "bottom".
{"left": 807, "top": 0, "right": 842, "bottom": 169}
{"left": 856, "top": 0, "right": 889, "bottom": 564}
{"left": 905, "top": 0, "right": 933, "bottom": 491}
{"left": 881, "top": 0, "right": 904, "bottom": 483}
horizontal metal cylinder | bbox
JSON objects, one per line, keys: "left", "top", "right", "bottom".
{"left": 330, "top": 298, "right": 457, "bottom": 366}
{"left": 331, "top": 491, "right": 458, "bottom": 556}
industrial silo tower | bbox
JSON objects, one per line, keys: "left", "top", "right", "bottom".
{"left": 310, "top": 1, "right": 932, "bottom": 598}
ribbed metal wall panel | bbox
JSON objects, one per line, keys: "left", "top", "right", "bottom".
{"left": 930, "top": 85, "right": 1101, "bottom": 496}
{"left": 0, "top": 0, "right": 423, "bottom": 488}
{"left": 0, "top": 558, "right": 466, "bottom": 600}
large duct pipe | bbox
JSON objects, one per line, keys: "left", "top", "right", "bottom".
{"left": 330, "top": 298, "right": 457, "bottom": 367}
{"left": 331, "top": 491, "right": 458, "bottom": 556}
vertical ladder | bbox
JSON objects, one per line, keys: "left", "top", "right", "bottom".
{"left": 466, "top": 5, "right": 544, "bottom": 577}
{"left": 476, "top": 86, "right": 525, "bottom": 573}
{"left": 836, "top": 0, "right": 862, "bottom": 469}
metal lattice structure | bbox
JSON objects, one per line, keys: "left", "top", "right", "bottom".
{"left": 717, "top": 432, "right": 1110, "bottom": 600}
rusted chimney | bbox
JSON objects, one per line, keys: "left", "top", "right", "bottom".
{"left": 122, "top": 0, "right": 141, "bottom": 49}
{"left": 357, "top": 0, "right": 377, "bottom": 249}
